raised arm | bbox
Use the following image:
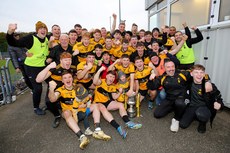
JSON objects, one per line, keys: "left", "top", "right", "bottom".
{"left": 190, "top": 26, "right": 203, "bottom": 44}
{"left": 169, "top": 34, "right": 188, "bottom": 55}
{"left": 48, "top": 80, "right": 60, "bottom": 102}
{"left": 76, "top": 62, "right": 93, "bottom": 80}
{"left": 36, "top": 62, "right": 56, "bottom": 83}
{"left": 110, "top": 13, "right": 117, "bottom": 35}
{"left": 93, "top": 66, "right": 105, "bottom": 86}
{"left": 107, "top": 59, "right": 120, "bottom": 71}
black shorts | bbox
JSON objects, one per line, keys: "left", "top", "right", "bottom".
{"left": 79, "top": 80, "right": 93, "bottom": 89}
{"left": 139, "top": 89, "right": 148, "bottom": 96}
{"left": 97, "top": 100, "right": 112, "bottom": 108}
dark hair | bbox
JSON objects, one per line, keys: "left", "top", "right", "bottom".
{"left": 132, "top": 23, "right": 138, "bottom": 27}
{"left": 152, "top": 41, "right": 159, "bottom": 45}
{"left": 125, "top": 31, "right": 133, "bottom": 37}
{"left": 136, "top": 42, "right": 144, "bottom": 47}
{"left": 122, "top": 38, "right": 129, "bottom": 44}
{"left": 114, "top": 29, "right": 121, "bottom": 35}
{"left": 93, "top": 29, "right": 101, "bottom": 34}
{"left": 107, "top": 70, "right": 116, "bottom": 76}
{"left": 13, "top": 33, "right": 20, "bottom": 37}
{"left": 191, "top": 64, "right": 205, "bottom": 71}
{"left": 94, "top": 44, "right": 103, "bottom": 50}
{"left": 144, "top": 31, "right": 152, "bottom": 36}
{"left": 149, "top": 52, "right": 158, "bottom": 59}
{"left": 163, "top": 58, "right": 172, "bottom": 65}
{"left": 74, "top": 24, "right": 82, "bottom": 29}
{"left": 139, "top": 29, "right": 145, "bottom": 33}
{"left": 68, "top": 29, "right": 77, "bottom": 34}
{"left": 121, "top": 54, "right": 129, "bottom": 59}
{"left": 134, "top": 56, "right": 143, "bottom": 62}
{"left": 61, "top": 69, "right": 73, "bottom": 77}
{"left": 152, "top": 27, "right": 160, "bottom": 33}
{"left": 105, "top": 36, "right": 112, "bottom": 40}
{"left": 52, "top": 24, "right": 60, "bottom": 29}
{"left": 86, "top": 51, "right": 95, "bottom": 57}
{"left": 102, "top": 51, "right": 110, "bottom": 56}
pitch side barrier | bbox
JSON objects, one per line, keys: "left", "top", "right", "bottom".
{"left": 0, "top": 58, "right": 15, "bottom": 105}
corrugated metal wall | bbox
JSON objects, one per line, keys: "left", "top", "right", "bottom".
{"left": 193, "top": 27, "right": 230, "bottom": 107}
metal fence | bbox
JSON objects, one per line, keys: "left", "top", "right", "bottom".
{"left": 0, "top": 52, "right": 9, "bottom": 60}
{"left": 0, "top": 58, "right": 28, "bottom": 106}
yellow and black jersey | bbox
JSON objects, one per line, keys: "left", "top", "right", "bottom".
{"left": 164, "top": 37, "right": 174, "bottom": 50}
{"left": 77, "top": 61, "right": 97, "bottom": 83}
{"left": 56, "top": 85, "right": 78, "bottom": 111}
{"left": 115, "top": 63, "right": 135, "bottom": 80}
{"left": 129, "top": 46, "right": 136, "bottom": 53}
{"left": 112, "top": 46, "right": 133, "bottom": 59}
{"left": 143, "top": 56, "right": 150, "bottom": 65}
{"left": 69, "top": 42, "right": 78, "bottom": 47}
{"left": 49, "top": 64, "right": 77, "bottom": 87}
{"left": 116, "top": 81, "right": 129, "bottom": 102}
{"left": 74, "top": 96, "right": 90, "bottom": 112}
{"left": 90, "top": 38, "right": 105, "bottom": 45}
{"left": 50, "top": 39, "right": 60, "bottom": 47}
{"left": 135, "top": 66, "right": 152, "bottom": 91}
{"left": 103, "top": 45, "right": 115, "bottom": 55}
{"left": 159, "top": 53, "right": 167, "bottom": 59}
{"left": 94, "top": 79, "right": 117, "bottom": 103}
{"left": 73, "top": 42, "right": 95, "bottom": 62}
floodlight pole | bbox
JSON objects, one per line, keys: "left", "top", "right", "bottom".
{"left": 119, "top": 0, "right": 121, "bottom": 24}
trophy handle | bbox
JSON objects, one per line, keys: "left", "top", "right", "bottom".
{"left": 136, "top": 93, "right": 140, "bottom": 117}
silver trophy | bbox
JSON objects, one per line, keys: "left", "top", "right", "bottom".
{"left": 127, "top": 95, "right": 136, "bottom": 118}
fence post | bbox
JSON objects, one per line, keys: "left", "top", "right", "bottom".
{"left": 5, "top": 58, "right": 13, "bottom": 94}
{"left": 1, "top": 66, "right": 12, "bottom": 103}
{"left": 0, "top": 68, "right": 7, "bottom": 105}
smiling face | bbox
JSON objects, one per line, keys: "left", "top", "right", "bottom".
{"left": 164, "top": 61, "right": 175, "bottom": 76}
{"left": 175, "top": 31, "right": 183, "bottom": 42}
{"left": 190, "top": 65, "right": 206, "bottom": 84}
{"left": 150, "top": 55, "right": 159, "bottom": 65}
{"left": 62, "top": 73, "right": 73, "bottom": 89}
{"left": 106, "top": 73, "right": 116, "bottom": 85}
{"left": 102, "top": 53, "right": 110, "bottom": 64}
{"left": 105, "top": 38, "right": 112, "bottom": 48}
{"left": 134, "top": 59, "right": 144, "bottom": 71}
{"left": 137, "top": 46, "right": 144, "bottom": 57}
{"left": 52, "top": 25, "right": 61, "bottom": 39}
{"left": 59, "top": 34, "right": 69, "bottom": 49}
{"left": 86, "top": 55, "right": 95, "bottom": 64}
{"left": 191, "top": 69, "right": 205, "bottom": 84}
{"left": 95, "top": 48, "right": 102, "bottom": 57}
{"left": 69, "top": 31, "right": 77, "bottom": 44}
{"left": 151, "top": 42, "right": 160, "bottom": 53}
{"left": 93, "top": 32, "right": 102, "bottom": 41}
{"left": 60, "top": 58, "right": 72, "bottom": 69}
{"left": 121, "top": 57, "right": 130, "bottom": 68}
{"left": 37, "top": 27, "right": 47, "bottom": 39}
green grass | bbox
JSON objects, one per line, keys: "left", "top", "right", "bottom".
{"left": 0, "top": 59, "right": 16, "bottom": 75}
{"left": 0, "top": 59, "right": 22, "bottom": 83}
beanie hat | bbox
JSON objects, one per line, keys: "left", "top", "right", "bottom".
{"left": 150, "top": 52, "right": 158, "bottom": 59}
{"left": 118, "top": 71, "right": 127, "bottom": 84}
{"left": 118, "top": 71, "right": 126, "bottom": 79}
{"left": 75, "top": 86, "right": 88, "bottom": 100}
{"left": 35, "top": 21, "right": 48, "bottom": 33}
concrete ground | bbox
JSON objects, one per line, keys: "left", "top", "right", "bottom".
{"left": 0, "top": 89, "right": 230, "bottom": 153}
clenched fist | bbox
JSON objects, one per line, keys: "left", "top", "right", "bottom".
{"left": 8, "top": 23, "right": 17, "bottom": 35}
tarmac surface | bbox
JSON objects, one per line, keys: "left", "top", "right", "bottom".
{"left": 0, "top": 89, "right": 230, "bottom": 153}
